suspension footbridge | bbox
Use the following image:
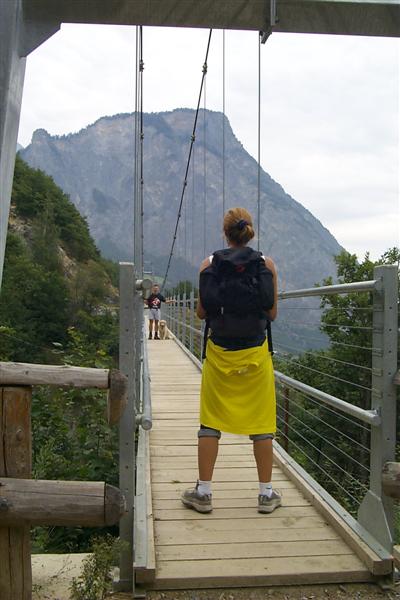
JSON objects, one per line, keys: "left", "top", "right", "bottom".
{"left": 1, "top": 1, "right": 399, "bottom": 598}
{"left": 137, "top": 337, "right": 387, "bottom": 589}
{"left": 127, "top": 265, "right": 397, "bottom": 593}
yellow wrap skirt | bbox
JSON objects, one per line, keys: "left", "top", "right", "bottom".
{"left": 200, "top": 338, "right": 276, "bottom": 435}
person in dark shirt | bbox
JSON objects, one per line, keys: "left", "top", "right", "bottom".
{"left": 146, "top": 284, "right": 166, "bottom": 339}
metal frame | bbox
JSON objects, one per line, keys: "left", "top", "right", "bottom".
{"left": 118, "top": 263, "right": 153, "bottom": 593}
{"left": 118, "top": 262, "right": 137, "bottom": 592}
{"left": 358, "top": 265, "right": 398, "bottom": 551}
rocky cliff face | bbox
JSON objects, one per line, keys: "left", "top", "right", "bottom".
{"left": 20, "top": 109, "right": 342, "bottom": 290}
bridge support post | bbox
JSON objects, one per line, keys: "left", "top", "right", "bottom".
{"left": 173, "top": 295, "right": 177, "bottom": 337}
{"left": 0, "top": 0, "right": 60, "bottom": 289}
{"left": 358, "top": 265, "right": 398, "bottom": 552}
{"left": 189, "top": 291, "right": 194, "bottom": 355}
{"left": 176, "top": 293, "right": 182, "bottom": 341}
{"left": 118, "top": 262, "right": 137, "bottom": 592}
{"left": 0, "top": 1, "right": 26, "bottom": 289}
{"left": 182, "top": 291, "right": 187, "bottom": 347}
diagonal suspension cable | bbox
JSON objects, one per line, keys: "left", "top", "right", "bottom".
{"left": 161, "top": 29, "right": 213, "bottom": 291}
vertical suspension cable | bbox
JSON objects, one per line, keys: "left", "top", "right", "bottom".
{"left": 176, "top": 214, "right": 180, "bottom": 293}
{"left": 184, "top": 167, "right": 187, "bottom": 295}
{"left": 133, "top": 26, "right": 144, "bottom": 277}
{"left": 222, "top": 29, "right": 226, "bottom": 247}
{"left": 257, "top": 32, "right": 261, "bottom": 252}
{"left": 133, "top": 27, "right": 140, "bottom": 269}
{"left": 203, "top": 78, "right": 207, "bottom": 258}
{"left": 139, "top": 26, "right": 144, "bottom": 276}
{"left": 192, "top": 145, "right": 195, "bottom": 289}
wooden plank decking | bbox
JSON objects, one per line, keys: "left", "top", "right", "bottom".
{"left": 143, "top": 338, "right": 375, "bottom": 590}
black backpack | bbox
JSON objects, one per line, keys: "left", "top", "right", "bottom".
{"left": 199, "top": 247, "right": 275, "bottom": 356}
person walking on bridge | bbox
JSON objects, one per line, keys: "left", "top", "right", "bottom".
{"left": 146, "top": 284, "right": 166, "bottom": 340}
{"left": 181, "top": 207, "right": 281, "bottom": 514}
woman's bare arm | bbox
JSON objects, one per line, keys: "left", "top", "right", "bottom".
{"left": 196, "top": 257, "right": 211, "bottom": 320}
{"left": 264, "top": 257, "right": 278, "bottom": 321}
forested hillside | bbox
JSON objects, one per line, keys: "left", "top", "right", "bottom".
{"left": 0, "top": 156, "right": 120, "bottom": 552}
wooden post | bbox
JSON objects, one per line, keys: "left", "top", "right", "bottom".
{"left": 0, "top": 386, "right": 32, "bottom": 600}
{"left": 107, "top": 369, "right": 128, "bottom": 425}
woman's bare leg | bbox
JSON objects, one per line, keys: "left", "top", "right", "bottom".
{"left": 253, "top": 438, "right": 273, "bottom": 482}
{"left": 198, "top": 437, "right": 219, "bottom": 481}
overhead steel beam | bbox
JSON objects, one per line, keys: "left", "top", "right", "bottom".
{"left": 22, "top": 0, "right": 400, "bottom": 38}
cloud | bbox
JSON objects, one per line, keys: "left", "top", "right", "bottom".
{"left": 18, "top": 25, "right": 399, "bottom": 261}
{"left": 330, "top": 211, "right": 399, "bottom": 260}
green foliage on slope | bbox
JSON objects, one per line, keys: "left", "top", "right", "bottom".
{"left": 276, "top": 248, "right": 399, "bottom": 535}
{"left": 12, "top": 155, "right": 98, "bottom": 262}
{"left": 0, "top": 157, "right": 120, "bottom": 552}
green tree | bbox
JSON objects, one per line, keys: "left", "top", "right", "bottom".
{"left": 167, "top": 280, "right": 198, "bottom": 296}
{"left": 278, "top": 248, "right": 399, "bottom": 515}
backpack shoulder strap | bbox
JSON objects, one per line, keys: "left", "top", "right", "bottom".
{"left": 266, "top": 320, "right": 274, "bottom": 355}
{"left": 202, "top": 319, "right": 210, "bottom": 361}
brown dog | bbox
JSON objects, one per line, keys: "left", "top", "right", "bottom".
{"left": 158, "top": 320, "right": 171, "bottom": 340}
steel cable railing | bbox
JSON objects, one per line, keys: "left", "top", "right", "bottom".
{"left": 275, "top": 390, "right": 370, "bottom": 475}
{"left": 275, "top": 421, "right": 366, "bottom": 508}
{"left": 274, "top": 340, "right": 372, "bottom": 372}
{"left": 272, "top": 284, "right": 375, "bottom": 517}
{"left": 276, "top": 387, "right": 371, "bottom": 453}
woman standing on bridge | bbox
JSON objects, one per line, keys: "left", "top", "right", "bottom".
{"left": 181, "top": 207, "right": 281, "bottom": 514}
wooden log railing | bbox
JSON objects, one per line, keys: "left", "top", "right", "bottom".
{"left": 0, "top": 362, "right": 128, "bottom": 600}
{"left": 0, "top": 479, "right": 124, "bottom": 527}
{"left": 0, "top": 362, "right": 127, "bottom": 425}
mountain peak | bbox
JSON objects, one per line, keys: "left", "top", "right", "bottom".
{"left": 20, "top": 109, "right": 342, "bottom": 289}
{"left": 31, "top": 128, "right": 51, "bottom": 143}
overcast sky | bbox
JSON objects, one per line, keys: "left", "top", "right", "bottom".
{"left": 18, "top": 24, "right": 399, "bottom": 261}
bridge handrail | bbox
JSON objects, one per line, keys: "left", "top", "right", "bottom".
{"left": 278, "top": 279, "right": 379, "bottom": 299}
{"left": 274, "top": 370, "right": 380, "bottom": 426}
